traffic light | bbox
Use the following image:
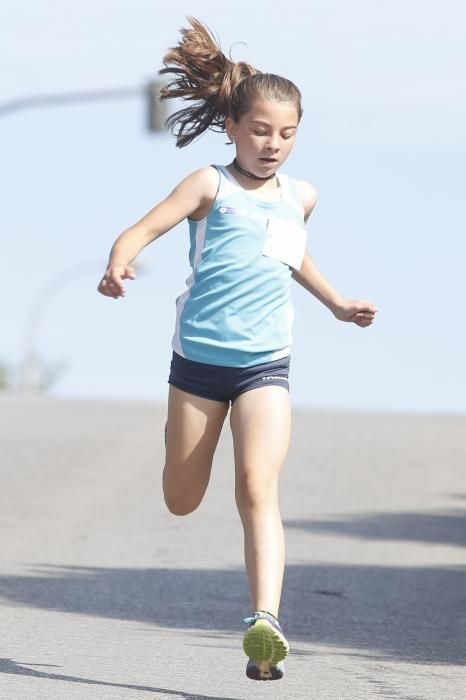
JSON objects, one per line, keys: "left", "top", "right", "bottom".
{"left": 146, "top": 80, "right": 168, "bottom": 132}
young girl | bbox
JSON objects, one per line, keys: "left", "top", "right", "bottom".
{"left": 97, "top": 17, "right": 378, "bottom": 681}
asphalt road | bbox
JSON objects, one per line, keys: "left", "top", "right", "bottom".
{"left": 1, "top": 394, "right": 465, "bottom": 699}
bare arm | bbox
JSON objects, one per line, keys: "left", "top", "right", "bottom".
{"left": 292, "top": 180, "right": 378, "bottom": 327}
{"left": 98, "top": 166, "right": 218, "bottom": 298}
{"left": 292, "top": 180, "right": 343, "bottom": 310}
{"left": 292, "top": 250, "right": 346, "bottom": 313}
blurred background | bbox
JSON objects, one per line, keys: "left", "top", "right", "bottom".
{"left": 1, "top": 0, "right": 465, "bottom": 413}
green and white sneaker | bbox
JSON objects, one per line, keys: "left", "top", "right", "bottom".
{"left": 243, "top": 610, "right": 289, "bottom": 680}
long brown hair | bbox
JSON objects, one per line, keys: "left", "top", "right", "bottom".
{"left": 159, "top": 17, "right": 302, "bottom": 147}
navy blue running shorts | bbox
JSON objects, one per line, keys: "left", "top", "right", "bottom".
{"left": 168, "top": 351, "right": 290, "bottom": 405}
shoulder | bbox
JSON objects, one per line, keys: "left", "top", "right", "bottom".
{"left": 179, "top": 165, "right": 220, "bottom": 194}
{"left": 292, "top": 178, "right": 318, "bottom": 221}
{"left": 174, "top": 166, "right": 220, "bottom": 220}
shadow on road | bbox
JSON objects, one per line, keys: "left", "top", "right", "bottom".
{"left": 0, "top": 560, "right": 465, "bottom": 666}
{"left": 0, "top": 657, "right": 242, "bottom": 700}
{"left": 284, "top": 507, "right": 466, "bottom": 548}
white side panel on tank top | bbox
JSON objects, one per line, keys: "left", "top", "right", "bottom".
{"left": 172, "top": 216, "right": 207, "bottom": 358}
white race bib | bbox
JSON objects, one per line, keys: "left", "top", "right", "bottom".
{"left": 262, "top": 216, "right": 307, "bottom": 271}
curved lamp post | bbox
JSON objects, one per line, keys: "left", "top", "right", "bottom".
{"left": 19, "top": 261, "right": 103, "bottom": 393}
{"left": 19, "top": 260, "right": 147, "bottom": 393}
{"left": 0, "top": 80, "right": 168, "bottom": 132}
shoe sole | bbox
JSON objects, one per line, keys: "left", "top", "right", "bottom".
{"left": 246, "top": 662, "right": 284, "bottom": 681}
{"left": 243, "top": 619, "right": 289, "bottom": 679}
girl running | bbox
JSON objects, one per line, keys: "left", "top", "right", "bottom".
{"left": 97, "top": 17, "right": 378, "bottom": 681}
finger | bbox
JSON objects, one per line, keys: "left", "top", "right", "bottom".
{"left": 122, "top": 267, "right": 136, "bottom": 280}
{"left": 105, "top": 276, "right": 125, "bottom": 295}
{"left": 101, "top": 279, "right": 123, "bottom": 297}
{"left": 99, "top": 280, "right": 113, "bottom": 295}
{"left": 356, "top": 303, "right": 378, "bottom": 314}
{"left": 102, "top": 287, "right": 119, "bottom": 298}
{"left": 108, "top": 278, "right": 125, "bottom": 293}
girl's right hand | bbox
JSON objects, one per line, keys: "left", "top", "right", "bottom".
{"left": 97, "top": 264, "right": 136, "bottom": 298}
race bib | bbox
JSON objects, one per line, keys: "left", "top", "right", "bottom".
{"left": 262, "top": 216, "right": 307, "bottom": 271}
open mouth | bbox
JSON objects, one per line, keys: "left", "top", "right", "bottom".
{"left": 260, "top": 157, "right": 278, "bottom": 163}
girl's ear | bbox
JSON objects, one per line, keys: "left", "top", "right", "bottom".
{"left": 225, "top": 116, "right": 236, "bottom": 143}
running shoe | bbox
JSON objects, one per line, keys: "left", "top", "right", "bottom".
{"left": 243, "top": 610, "right": 289, "bottom": 680}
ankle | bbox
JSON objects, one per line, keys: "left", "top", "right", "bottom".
{"left": 257, "top": 609, "right": 280, "bottom": 623}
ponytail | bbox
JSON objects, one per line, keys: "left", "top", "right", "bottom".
{"left": 159, "top": 17, "right": 303, "bottom": 148}
{"left": 159, "top": 17, "right": 257, "bottom": 147}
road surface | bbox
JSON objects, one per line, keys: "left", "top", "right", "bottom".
{"left": 1, "top": 394, "right": 465, "bottom": 699}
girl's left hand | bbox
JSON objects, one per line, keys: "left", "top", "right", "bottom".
{"left": 332, "top": 299, "right": 378, "bottom": 327}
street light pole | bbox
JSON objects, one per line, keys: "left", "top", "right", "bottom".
{"left": 19, "top": 260, "right": 148, "bottom": 394}
{"left": 0, "top": 81, "right": 169, "bottom": 132}
{"left": 19, "top": 262, "right": 103, "bottom": 393}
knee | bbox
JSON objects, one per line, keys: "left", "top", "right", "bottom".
{"left": 164, "top": 496, "right": 199, "bottom": 516}
{"left": 162, "top": 476, "right": 200, "bottom": 516}
{"left": 235, "top": 475, "right": 278, "bottom": 510}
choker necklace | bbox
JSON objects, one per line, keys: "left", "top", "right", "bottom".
{"left": 232, "top": 157, "right": 276, "bottom": 182}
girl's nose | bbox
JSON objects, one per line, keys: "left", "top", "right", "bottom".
{"left": 266, "top": 135, "right": 280, "bottom": 151}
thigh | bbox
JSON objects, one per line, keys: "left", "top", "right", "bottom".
{"left": 229, "top": 385, "right": 292, "bottom": 505}
{"left": 164, "top": 384, "right": 229, "bottom": 511}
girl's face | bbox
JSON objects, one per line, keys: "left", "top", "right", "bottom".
{"left": 226, "top": 99, "right": 300, "bottom": 178}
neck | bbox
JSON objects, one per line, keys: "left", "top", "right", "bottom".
{"left": 232, "top": 157, "right": 276, "bottom": 182}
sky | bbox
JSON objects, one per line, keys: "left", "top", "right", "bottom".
{"left": 1, "top": 0, "right": 465, "bottom": 414}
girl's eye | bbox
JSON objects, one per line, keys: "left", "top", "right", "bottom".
{"left": 253, "top": 130, "right": 295, "bottom": 139}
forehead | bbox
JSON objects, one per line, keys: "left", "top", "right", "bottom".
{"left": 241, "top": 99, "right": 299, "bottom": 126}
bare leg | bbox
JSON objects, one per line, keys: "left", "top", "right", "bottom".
{"left": 229, "top": 386, "right": 292, "bottom": 618}
{"left": 163, "top": 385, "right": 229, "bottom": 515}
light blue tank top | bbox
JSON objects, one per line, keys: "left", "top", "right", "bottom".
{"left": 171, "top": 164, "right": 307, "bottom": 367}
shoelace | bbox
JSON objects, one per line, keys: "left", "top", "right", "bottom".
{"left": 243, "top": 612, "right": 262, "bottom": 625}
{"left": 243, "top": 611, "right": 282, "bottom": 630}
